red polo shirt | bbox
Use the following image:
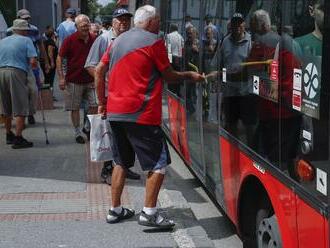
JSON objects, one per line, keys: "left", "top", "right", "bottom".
{"left": 100, "top": 28, "right": 170, "bottom": 125}
{"left": 59, "top": 32, "right": 96, "bottom": 84}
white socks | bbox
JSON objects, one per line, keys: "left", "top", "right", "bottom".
{"left": 74, "top": 127, "right": 81, "bottom": 137}
{"left": 143, "top": 207, "right": 157, "bottom": 215}
{"left": 111, "top": 206, "right": 123, "bottom": 214}
{"left": 141, "top": 207, "right": 164, "bottom": 224}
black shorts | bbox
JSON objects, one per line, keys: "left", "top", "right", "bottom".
{"left": 109, "top": 121, "right": 171, "bottom": 171}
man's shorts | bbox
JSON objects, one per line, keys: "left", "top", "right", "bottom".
{"left": 109, "top": 121, "right": 171, "bottom": 171}
{"left": 0, "top": 67, "right": 29, "bottom": 116}
{"left": 64, "top": 82, "right": 97, "bottom": 111}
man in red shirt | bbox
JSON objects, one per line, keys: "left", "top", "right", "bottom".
{"left": 96, "top": 5, "right": 204, "bottom": 228}
{"left": 57, "top": 14, "right": 97, "bottom": 144}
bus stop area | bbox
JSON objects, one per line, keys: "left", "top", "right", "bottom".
{"left": 0, "top": 94, "right": 242, "bottom": 248}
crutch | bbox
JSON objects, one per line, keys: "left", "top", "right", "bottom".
{"left": 38, "top": 90, "right": 49, "bottom": 144}
{"left": 33, "top": 67, "right": 49, "bottom": 144}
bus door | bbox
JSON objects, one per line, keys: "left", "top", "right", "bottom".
{"left": 200, "top": 0, "right": 224, "bottom": 202}
{"left": 183, "top": 0, "right": 206, "bottom": 179}
{"left": 280, "top": 0, "right": 329, "bottom": 245}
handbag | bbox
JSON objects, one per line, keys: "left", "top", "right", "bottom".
{"left": 87, "top": 114, "right": 113, "bottom": 162}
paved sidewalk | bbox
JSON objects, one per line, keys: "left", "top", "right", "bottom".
{"left": 0, "top": 97, "right": 242, "bottom": 248}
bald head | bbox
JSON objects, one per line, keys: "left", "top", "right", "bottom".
{"left": 75, "top": 14, "right": 91, "bottom": 37}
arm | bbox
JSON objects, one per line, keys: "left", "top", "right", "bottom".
{"left": 95, "top": 61, "right": 108, "bottom": 115}
{"left": 48, "top": 45, "right": 55, "bottom": 69}
{"left": 86, "top": 67, "right": 96, "bottom": 78}
{"left": 29, "top": 57, "right": 38, "bottom": 69}
{"left": 37, "top": 41, "right": 50, "bottom": 72}
{"left": 56, "top": 55, "right": 66, "bottom": 90}
{"left": 161, "top": 65, "right": 205, "bottom": 83}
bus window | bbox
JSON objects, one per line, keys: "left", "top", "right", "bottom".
{"left": 281, "top": 0, "right": 328, "bottom": 203}
{"left": 184, "top": 0, "right": 205, "bottom": 176}
{"left": 216, "top": 1, "right": 283, "bottom": 166}
{"left": 201, "top": 0, "right": 223, "bottom": 196}
{"left": 165, "top": 0, "right": 185, "bottom": 97}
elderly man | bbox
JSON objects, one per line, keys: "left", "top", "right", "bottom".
{"left": 96, "top": 5, "right": 204, "bottom": 228}
{"left": 7, "top": 9, "right": 51, "bottom": 125}
{"left": 57, "top": 14, "right": 97, "bottom": 144}
{"left": 85, "top": 8, "right": 140, "bottom": 182}
{"left": 0, "top": 19, "right": 38, "bottom": 149}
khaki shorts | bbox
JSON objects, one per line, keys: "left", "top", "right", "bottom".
{"left": 0, "top": 67, "right": 29, "bottom": 116}
{"left": 64, "top": 82, "right": 97, "bottom": 111}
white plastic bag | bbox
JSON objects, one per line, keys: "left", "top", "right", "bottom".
{"left": 88, "top": 114, "right": 113, "bottom": 162}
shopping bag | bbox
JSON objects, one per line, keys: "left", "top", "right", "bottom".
{"left": 87, "top": 114, "right": 113, "bottom": 162}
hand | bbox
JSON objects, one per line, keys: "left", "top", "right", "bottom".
{"left": 188, "top": 71, "right": 205, "bottom": 82}
{"left": 50, "top": 62, "right": 55, "bottom": 69}
{"left": 98, "top": 105, "right": 106, "bottom": 117}
{"left": 59, "top": 78, "right": 66, "bottom": 90}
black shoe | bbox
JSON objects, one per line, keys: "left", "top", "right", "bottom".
{"left": 6, "top": 131, "right": 16, "bottom": 144}
{"left": 12, "top": 136, "right": 33, "bottom": 149}
{"left": 126, "top": 169, "right": 140, "bottom": 180}
{"left": 82, "top": 128, "right": 90, "bottom": 141}
{"left": 75, "top": 135, "right": 85, "bottom": 144}
{"left": 101, "top": 162, "right": 113, "bottom": 182}
{"left": 28, "top": 115, "right": 35, "bottom": 125}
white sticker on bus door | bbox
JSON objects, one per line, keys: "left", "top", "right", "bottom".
{"left": 222, "top": 68, "right": 227, "bottom": 83}
{"left": 293, "top": 68, "right": 302, "bottom": 91}
{"left": 253, "top": 76, "right": 260, "bottom": 95}
{"left": 316, "top": 168, "right": 327, "bottom": 196}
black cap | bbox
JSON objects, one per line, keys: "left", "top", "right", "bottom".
{"left": 112, "top": 8, "right": 133, "bottom": 18}
{"left": 231, "top": 13, "right": 244, "bottom": 24}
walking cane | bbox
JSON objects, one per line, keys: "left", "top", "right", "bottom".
{"left": 33, "top": 68, "right": 50, "bottom": 145}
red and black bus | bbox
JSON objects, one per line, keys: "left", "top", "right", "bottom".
{"left": 130, "top": 0, "right": 329, "bottom": 247}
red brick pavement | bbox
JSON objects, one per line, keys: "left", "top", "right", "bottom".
{"left": 0, "top": 145, "right": 131, "bottom": 222}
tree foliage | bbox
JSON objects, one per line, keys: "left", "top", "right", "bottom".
{"left": 99, "top": 2, "right": 117, "bottom": 17}
{"left": 81, "top": 0, "right": 102, "bottom": 21}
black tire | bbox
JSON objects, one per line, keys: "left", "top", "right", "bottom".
{"left": 256, "top": 209, "right": 282, "bottom": 248}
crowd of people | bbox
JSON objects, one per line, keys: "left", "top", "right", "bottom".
{"left": 0, "top": 4, "right": 204, "bottom": 229}
{"left": 0, "top": 0, "right": 323, "bottom": 229}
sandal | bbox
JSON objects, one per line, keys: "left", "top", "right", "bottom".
{"left": 106, "top": 207, "right": 135, "bottom": 224}
{"left": 138, "top": 210, "right": 175, "bottom": 229}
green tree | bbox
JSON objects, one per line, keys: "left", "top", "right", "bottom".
{"left": 99, "top": 2, "right": 117, "bottom": 16}
{"left": 81, "top": 0, "right": 101, "bottom": 21}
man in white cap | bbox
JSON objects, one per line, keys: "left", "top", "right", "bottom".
{"left": 0, "top": 19, "right": 38, "bottom": 149}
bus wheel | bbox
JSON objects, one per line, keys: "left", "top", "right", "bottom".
{"left": 256, "top": 211, "right": 282, "bottom": 248}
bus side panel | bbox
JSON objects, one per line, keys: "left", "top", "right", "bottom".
{"left": 167, "top": 96, "right": 180, "bottom": 151}
{"left": 296, "top": 196, "right": 327, "bottom": 248}
{"left": 167, "top": 95, "right": 191, "bottom": 164}
{"left": 220, "top": 137, "right": 298, "bottom": 247}
{"left": 178, "top": 103, "right": 191, "bottom": 164}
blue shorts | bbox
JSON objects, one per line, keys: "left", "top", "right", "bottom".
{"left": 109, "top": 121, "right": 171, "bottom": 171}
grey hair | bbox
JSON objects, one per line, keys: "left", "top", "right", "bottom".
{"left": 75, "top": 14, "right": 90, "bottom": 25}
{"left": 134, "top": 5, "right": 157, "bottom": 27}
{"left": 252, "top": 9, "right": 271, "bottom": 30}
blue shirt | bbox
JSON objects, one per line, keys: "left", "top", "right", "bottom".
{"left": 56, "top": 20, "right": 76, "bottom": 48}
{"left": 0, "top": 34, "right": 37, "bottom": 72}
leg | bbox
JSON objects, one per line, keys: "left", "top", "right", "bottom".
{"left": 15, "top": 116, "right": 25, "bottom": 137}
{"left": 111, "top": 165, "right": 127, "bottom": 208}
{"left": 71, "top": 110, "right": 80, "bottom": 130}
{"left": 144, "top": 171, "right": 164, "bottom": 208}
{"left": 4, "top": 116, "right": 12, "bottom": 133}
